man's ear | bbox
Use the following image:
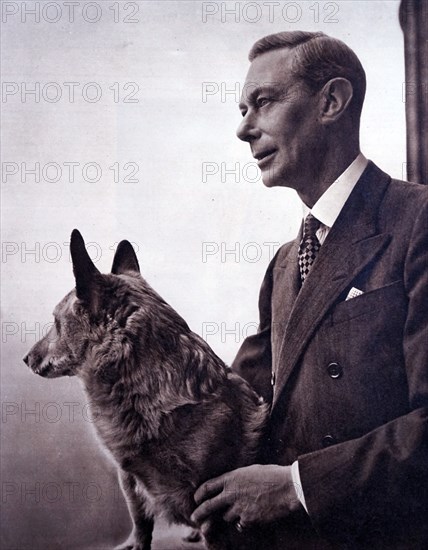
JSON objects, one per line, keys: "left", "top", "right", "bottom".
{"left": 111, "top": 240, "right": 140, "bottom": 275}
{"left": 70, "top": 229, "right": 102, "bottom": 309}
{"left": 319, "top": 77, "right": 353, "bottom": 124}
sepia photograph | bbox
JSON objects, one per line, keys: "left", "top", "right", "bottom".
{"left": 1, "top": 1, "right": 427, "bottom": 548}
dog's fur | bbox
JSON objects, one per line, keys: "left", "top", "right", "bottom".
{"left": 24, "top": 230, "right": 268, "bottom": 550}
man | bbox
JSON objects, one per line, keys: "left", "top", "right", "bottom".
{"left": 191, "top": 31, "right": 428, "bottom": 549}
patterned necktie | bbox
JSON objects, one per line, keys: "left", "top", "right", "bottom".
{"left": 298, "top": 213, "right": 321, "bottom": 283}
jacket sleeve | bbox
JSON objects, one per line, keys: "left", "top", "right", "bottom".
{"left": 298, "top": 198, "right": 428, "bottom": 545}
{"left": 231, "top": 249, "right": 281, "bottom": 405}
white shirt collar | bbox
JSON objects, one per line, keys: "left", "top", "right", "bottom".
{"left": 302, "top": 153, "right": 368, "bottom": 228}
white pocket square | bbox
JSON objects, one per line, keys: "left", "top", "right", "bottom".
{"left": 345, "top": 287, "right": 364, "bottom": 301}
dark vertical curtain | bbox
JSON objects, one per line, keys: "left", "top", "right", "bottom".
{"left": 399, "top": 0, "right": 428, "bottom": 184}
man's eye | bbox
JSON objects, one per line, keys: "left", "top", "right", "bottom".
{"left": 256, "top": 97, "right": 271, "bottom": 107}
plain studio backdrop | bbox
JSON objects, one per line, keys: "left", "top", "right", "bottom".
{"left": 1, "top": 1, "right": 406, "bottom": 548}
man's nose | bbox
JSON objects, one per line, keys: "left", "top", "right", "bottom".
{"left": 236, "top": 115, "right": 261, "bottom": 143}
{"left": 23, "top": 353, "right": 29, "bottom": 365}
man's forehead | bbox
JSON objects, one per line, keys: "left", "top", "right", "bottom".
{"left": 245, "top": 47, "right": 295, "bottom": 82}
{"left": 240, "top": 48, "right": 296, "bottom": 100}
{"left": 239, "top": 50, "right": 297, "bottom": 106}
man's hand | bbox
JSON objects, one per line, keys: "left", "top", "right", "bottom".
{"left": 191, "top": 464, "right": 302, "bottom": 532}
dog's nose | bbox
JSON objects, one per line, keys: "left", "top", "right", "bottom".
{"left": 23, "top": 354, "right": 29, "bottom": 365}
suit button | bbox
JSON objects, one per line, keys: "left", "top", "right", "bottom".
{"left": 327, "top": 362, "right": 343, "bottom": 379}
{"left": 322, "top": 435, "right": 336, "bottom": 447}
{"left": 271, "top": 371, "right": 276, "bottom": 386}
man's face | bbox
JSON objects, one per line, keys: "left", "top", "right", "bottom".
{"left": 237, "top": 48, "right": 324, "bottom": 192}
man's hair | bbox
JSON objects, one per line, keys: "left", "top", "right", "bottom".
{"left": 249, "top": 31, "right": 366, "bottom": 122}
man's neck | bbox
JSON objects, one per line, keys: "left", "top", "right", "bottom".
{"left": 298, "top": 147, "right": 361, "bottom": 208}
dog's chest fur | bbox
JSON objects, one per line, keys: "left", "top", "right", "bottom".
{"left": 82, "top": 376, "right": 201, "bottom": 523}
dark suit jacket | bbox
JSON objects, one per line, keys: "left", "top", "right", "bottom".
{"left": 232, "top": 162, "right": 428, "bottom": 549}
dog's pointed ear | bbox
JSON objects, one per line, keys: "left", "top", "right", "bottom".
{"left": 111, "top": 240, "right": 140, "bottom": 275}
{"left": 70, "top": 229, "right": 101, "bottom": 305}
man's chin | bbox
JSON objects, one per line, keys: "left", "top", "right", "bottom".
{"left": 260, "top": 168, "right": 297, "bottom": 189}
{"left": 261, "top": 178, "right": 277, "bottom": 188}
{"left": 260, "top": 163, "right": 288, "bottom": 188}
{"left": 260, "top": 173, "right": 286, "bottom": 188}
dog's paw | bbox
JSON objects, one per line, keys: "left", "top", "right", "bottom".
{"left": 183, "top": 527, "right": 202, "bottom": 543}
{"left": 114, "top": 543, "right": 146, "bottom": 550}
{"left": 114, "top": 536, "right": 147, "bottom": 550}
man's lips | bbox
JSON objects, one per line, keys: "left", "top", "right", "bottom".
{"left": 253, "top": 149, "right": 277, "bottom": 167}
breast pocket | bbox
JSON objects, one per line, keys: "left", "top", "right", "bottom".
{"left": 330, "top": 280, "right": 406, "bottom": 325}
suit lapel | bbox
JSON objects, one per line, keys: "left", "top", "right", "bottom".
{"left": 272, "top": 162, "right": 392, "bottom": 410}
{"left": 270, "top": 238, "right": 301, "bottom": 370}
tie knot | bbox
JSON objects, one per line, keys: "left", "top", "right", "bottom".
{"left": 303, "top": 213, "right": 321, "bottom": 238}
{"left": 298, "top": 213, "right": 321, "bottom": 283}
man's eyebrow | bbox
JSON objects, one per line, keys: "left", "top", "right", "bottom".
{"left": 239, "top": 83, "right": 283, "bottom": 110}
